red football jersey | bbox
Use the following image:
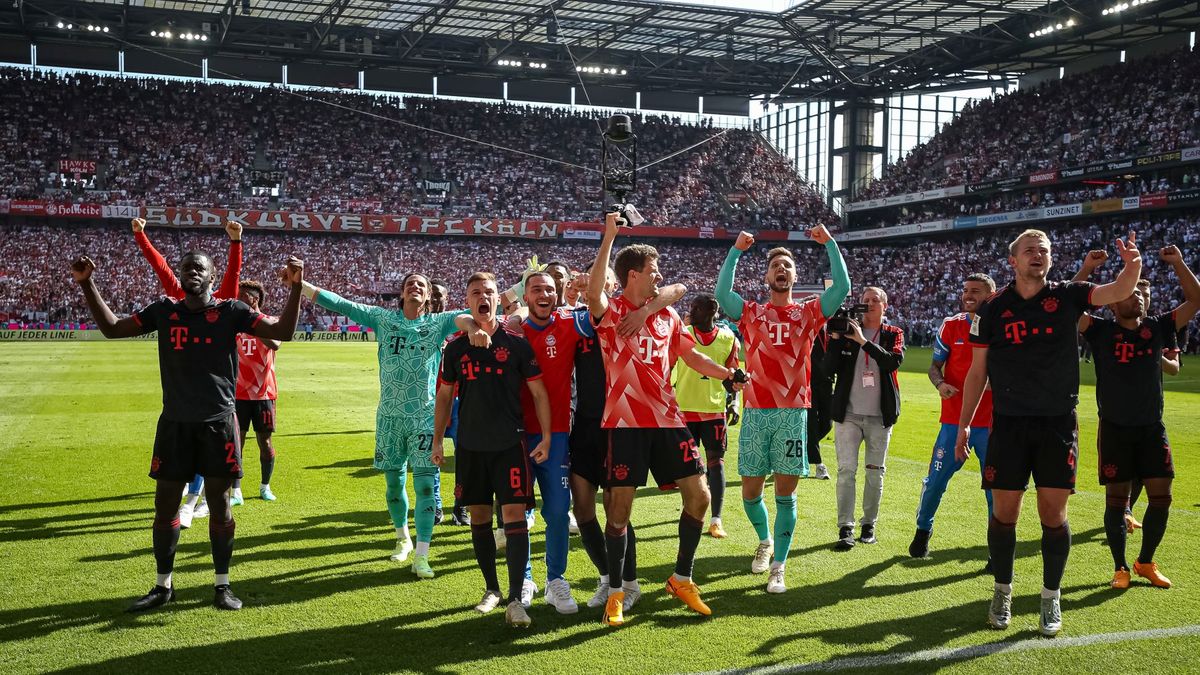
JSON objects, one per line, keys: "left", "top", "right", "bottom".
{"left": 933, "top": 313, "right": 992, "bottom": 427}
{"left": 235, "top": 332, "right": 277, "bottom": 400}
{"left": 737, "top": 298, "right": 825, "bottom": 409}
{"left": 520, "top": 307, "right": 592, "bottom": 434}
{"left": 596, "top": 295, "right": 692, "bottom": 429}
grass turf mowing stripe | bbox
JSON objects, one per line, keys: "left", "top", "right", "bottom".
{"left": 697, "top": 624, "right": 1200, "bottom": 674}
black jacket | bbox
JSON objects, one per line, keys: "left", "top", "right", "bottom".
{"left": 823, "top": 322, "right": 905, "bottom": 428}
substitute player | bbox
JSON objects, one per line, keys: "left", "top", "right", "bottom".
{"left": 673, "top": 294, "right": 741, "bottom": 540}
{"left": 301, "top": 272, "right": 468, "bottom": 578}
{"left": 956, "top": 228, "right": 1142, "bottom": 636}
{"left": 587, "top": 211, "right": 747, "bottom": 626}
{"left": 1080, "top": 244, "right": 1199, "bottom": 590}
{"left": 233, "top": 280, "right": 282, "bottom": 503}
{"left": 72, "top": 250, "right": 302, "bottom": 612}
{"left": 715, "top": 227, "right": 849, "bottom": 593}
{"left": 432, "top": 272, "right": 552, "bottom": 628}
{"left": 910, "top": 273, "right": 997, "bottom": 561}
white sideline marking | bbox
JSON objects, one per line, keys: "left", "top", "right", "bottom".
{"left": 693, "top": 625, "right": 1200, "bottom": 674}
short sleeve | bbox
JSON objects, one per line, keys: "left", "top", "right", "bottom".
{"left": 228, "top": 300, "right": 262, "bottom": 334}
{"left": 932, "top": 320, "right": 952, "bottom": 362}
{"left": 440, "top": 341, "right": 462, "bottom": 384}
{"left": 571, "top": 306, "right": 595, "bottom": 338}
{"left": 517, "top": 338, "right": 542, "bottom": 380}
{"left": 1066, "top": 281, "right": 1098, "bottom": 313}
{"left": 133, "top": 300, "right": 166, "bottom": 335}
{"left": 968, "top": 302, "right": 991, "bottom": 346}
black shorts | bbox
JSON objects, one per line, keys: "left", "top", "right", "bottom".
{"left": 236, "top": 399, "right": 276, "bottom": 435}
{"left": 151, "top": 413, "right": 242, "bottom": 482}
{"left": 1097, "top": 419, "right": 1175, "bottom": 484}
{"left": 569, "top": 416, "right": 608, "bottom": 487}
{"left": 606, "top": 427, "right": 703, "bottom": 489}
{"left": 983, "top": 412, "right": 1078, "bottom": 491}
{"left": 454, "top": 444, "right": 536, "bottom": 508}
{"left": 686, "top": 418, "right": 727, "bottom": 462}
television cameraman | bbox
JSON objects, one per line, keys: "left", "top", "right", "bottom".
{"left": 823, "top": 287, "right": 905, "bottom": 551}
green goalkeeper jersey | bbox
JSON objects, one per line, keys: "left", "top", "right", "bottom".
{"left": 315, "top": 289, "right": 462, "bottom": 420}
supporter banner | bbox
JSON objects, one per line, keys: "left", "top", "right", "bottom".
{"left": 1028, "top": 170, "right": 1058, "bottom": 185}
{"left": 9, "top": 200, "right": 47, "bottom": 216}
{"left": 250, "top": 169, "right": 285, "bottom": 186}
{"left": 103, "top": 204, "right": 140, "bottom": 219}
{"left": 726, "top": 192, "right": 749, "bottom": 204}
{"left": 1139, "top": 192, "right": 1168, "bottom": 208}
{"left": 348, "top": 199, "right": 382, "bottom": 211}
{"left": 46, "top": 202, "right": 103, "bottom": 218}
{"left": 1167, "top": 188, "right": 1200, "bottom": 205}
{"left": 1042, "top": 203, "right": 1083, "bottom": 219}
{"left": 423, "top": 180, "right": 452, "bottom": 193}
{"left": 140, "top": 207, "right": 564, "bottom": 239}
{"left": 59, "top": 159, "right": 97, "bottom": 176}
{"left": 1183, "top": 147, "right": 1200, "bottom": 162}
{"left": 1085, "top": 198, "right": 1124, "bottom": 214}
{"left": 1122, "top": 197, "right": 1140, "bottom": 210}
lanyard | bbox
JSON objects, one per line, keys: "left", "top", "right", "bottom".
{"left": 863, "top": 327, "right": 881, "bottom": 369}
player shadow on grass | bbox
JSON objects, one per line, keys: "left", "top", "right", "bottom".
{"left": 0, "top": 509, "right": 148, "bottom": 543}
{"left": 0, "top": 491, "right": 152, "bottom": 515}
{"left": 275, "top": 429, "right": 374, "bottom": 438}
{"left": 46, "top": 608, "right": 617, "bottom": 674}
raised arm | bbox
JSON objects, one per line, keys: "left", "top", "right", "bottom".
{"left": 716, "top": 232, "right": 753, "bottom": 321}
{"left": 71, "top": 256, "right": 144, "bottom": 339}
{"left": 250, "top": 258, "right": 303, "bottom": 342}
{"left": 587, "top": 212, "right": 621, "bottom": 320}
{"left": 302, "top": 281, "right": 380, "bottom": 330}
{"left": 132, "top": 218, "right": 184, "bottom": 300}
{"left": 811, "top": 226, "right": 850, "bottom": 318}
{"left": 617, "top": 282, "right": 688, "bottom": 338}
{"left": 216, "top": 220, "right": 243, "bottom": 300}
{"left": 1160, "top": 245, "right": 1200, "bottom": 330}
{"left": 1091, "top": 232, "right": 1142, "bottom": 307}
{"left": 1072, "top": 249, "right": 1108, "bottom": 283}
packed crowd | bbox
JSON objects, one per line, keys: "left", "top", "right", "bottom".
{"left": 4, "top": 213, "right": 1197, "bottom": 351}
{"left": 0, "top": 69, "right": 835, "bottom": 231}
{"left": 859, "top": 47, "right": 1200, "bottom": 199}
{"left": 851, "top": 167, "right": 1200, "bottom": 230}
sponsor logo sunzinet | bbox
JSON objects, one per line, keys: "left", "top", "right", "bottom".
{"left": 1044, "top": 204, "right": 1081, "bottom": 218}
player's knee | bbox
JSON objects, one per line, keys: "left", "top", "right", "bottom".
{"left": 1147, "top": 493, "right": 1173, "bottom": 508}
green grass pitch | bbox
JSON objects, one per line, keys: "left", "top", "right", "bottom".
{"left": 1, "top": 342, "right": 1198, "bottom": 674}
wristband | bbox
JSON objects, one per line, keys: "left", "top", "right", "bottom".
{"left": 301, "top": 282, "right": 319, "bottom": 300}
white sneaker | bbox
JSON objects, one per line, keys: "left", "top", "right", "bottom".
{"left": 505, "top": 599, "right": 532, "bottom": 627}
{"left": 178, "top": 503, "right": 195, "bottom": 529}
{"left": 988, "top": 589, "right": 1013, "bottom": 629}
{"left": 814, "top": 464, "right": 831, "bottom": 480}
{"left": 494, "top": 527, "right": 507, "bottom": 551}
{"left": 520, "top": 578, "right": 538, "bottom": 608}
{"left": 751, "top": 540, "right": 773, "bottom": 574}
{"left": 766, "top": 566, "right": 786, "bottom": 593}
{"left": 621, "top": 581, "right": 642, "bottom": 612}
{"left": 475, "top": 590, "right": 503, "bottom": 613}
{"left": 544, "top": 578, "right": 579, "bottom": 614}
{"left": 586, "top": 579, "right": 611, "bottom": 608}
{"left": 390, "top": 538, "right": 414, "bottom": 562}
{"left": 192, "top": 501, "right": 210, "bottom": 520}
{"left": 1040, "top": 595, "right": 1062, "bottom": 637}
{"left": 568, "top": 511, "right": 579, "bottom": 535}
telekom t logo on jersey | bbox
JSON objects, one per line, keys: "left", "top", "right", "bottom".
{"left": 170, "top": 326, "right": 189, "bottom": 350}
{"left": 1114, "top": 341, "right": 1135, "bottom": 363}
{"left": 240, "top": 338, "right": 257, "bottom": 356}
{"left": 1003, "top": 321, "right": 1028, "bottom": 344}
{"left": 767, "top": 322, "right": 790, "bottom": 346}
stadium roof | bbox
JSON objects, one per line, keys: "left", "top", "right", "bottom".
{"left": 4, "top": 0, "right": 1198, "bottom": 100}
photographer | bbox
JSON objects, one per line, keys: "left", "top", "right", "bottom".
{"left": 824, "top": 287, "right": 905, "bottom": 551}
